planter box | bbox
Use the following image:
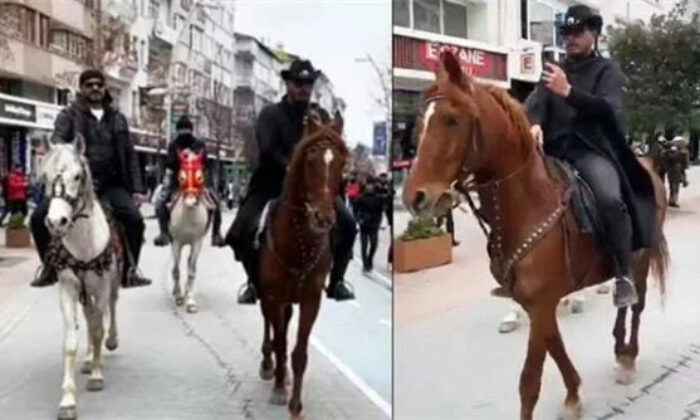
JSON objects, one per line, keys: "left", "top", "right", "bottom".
{"left": 5, "top": 228, "right": 31, "bottom": 248}
{"left": 394, "top": 234, "right": 452, "bottom": 273}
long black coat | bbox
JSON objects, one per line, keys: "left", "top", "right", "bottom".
{"left": 525, "top": 53, "right": 656, "bottom": 249}
{"left": 51, "top": 93, "right": 145, "bottom": 194}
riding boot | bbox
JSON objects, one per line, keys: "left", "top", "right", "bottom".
{"left": 154, "top": 199, "right": 171, "bottom": 246}
{"left": 210, "top": 205, "right": 225, "bottom": 247}
{"left": 237, "top": 248, "right": 259, "bottom": 304}
{"left": 327, "top": 250, "right": 355, "bottom": 300}
{"left": 607, "top": 203, "right": 637, "bottom": 308}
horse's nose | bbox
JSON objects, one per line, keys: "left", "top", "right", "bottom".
{"left": 59, "top": 217, "right": 68, "bottom": 227}
{"left": 411, "top": 189, "right": 429, "bottom": 213}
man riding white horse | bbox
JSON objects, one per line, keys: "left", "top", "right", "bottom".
{"left": 153, "top": 115, "right": 226, "bottom": 248}
{"left": 30, "top": 69, "right": 152, "bottom": 289}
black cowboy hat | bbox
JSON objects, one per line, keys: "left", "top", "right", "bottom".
{"left": 281, "top": 59, "right": 321, "bottom": 83}
{"left": 557, "top": 4, "right": 603, "bottom": 34}
{"left": 176, "top": 115, "right": 194, "bottom": 131}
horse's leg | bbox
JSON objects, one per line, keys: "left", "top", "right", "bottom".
{"left": 185, "top": 239, "right": 203, "bottom": 313}
{"left": 172, "top": 241, "right": 184, "bottom": 306}
{"left": 81, "top": 321, "right": 94, "bottom": 374}
{"left": 617, "top": 253, "right": 650, "bottom": 385}
{"left": 58, "top": 278, "right": 79, "bottom": 420}
{"left": 105, "top": 268, "right": 120, "bottom": 351}
{"left": 612, "top": 306, "right": 629, "bottom": 383}
{"left": 283, "top": 304, "right": 293, "bottom": 385}
{"left": 519, "top": 304, "right": 555, "bottom": 420}
{"left": 83, "top": 299, "right": 106, "bottom": 392}
{"left": 547, "top": 311, "right": 583, "bottom": 419}
{"left": 259, "top": 298, "right": 274, "bottom": 380}
{"left": 270, "top": 303, "right": 290, "bottom": 405}
{"left": 289, "top": 298, "right": 322, "bottom": 417}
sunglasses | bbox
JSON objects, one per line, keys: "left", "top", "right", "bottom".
{"left": 291, "top": 78, "right": 314, "bottom": 87}
{"left": 83, "top": 82, "right": 105, "bottom": 89}
{"left": 558, "top": 24, "right": 586, "bottom": 37}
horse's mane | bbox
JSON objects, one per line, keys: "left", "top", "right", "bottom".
{"left": 283, "top": 122, "right": 350, "bottom": 196}
{"left": 480, "top": 84, "right": 535, "bottom": 155}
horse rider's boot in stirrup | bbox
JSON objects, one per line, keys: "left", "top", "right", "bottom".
{"left": 238, "top": 283, "right": 258, "bottom": 305}
{"left": 613, "top": 275, "right": 638, "bottom": 308}
{"left": 31, "top": 265, "right": 57, "bottom": 287}
{"left": 326, "top": 280, "right": 355, "bottom": 301}
{"left": 153, "top": 232, "right": 171, "bottom": 247}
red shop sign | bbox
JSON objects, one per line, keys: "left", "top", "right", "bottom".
{"left": 393, "top": 35, "right": 508, "bottom": 82}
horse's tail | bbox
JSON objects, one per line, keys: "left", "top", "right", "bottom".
{"left": 648, "top": 230, "right": 669, "bottom": 303}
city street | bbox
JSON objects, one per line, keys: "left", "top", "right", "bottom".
{"left": 395, "top": 166, "right": 700, "bottom": 419}
{"left": 0, "top": 211, "right": 390, "bottom": 420}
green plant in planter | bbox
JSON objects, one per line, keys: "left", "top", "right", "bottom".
{"left": 7, "top": 213, "right": 27, "bottom": 230}
{"left": 398, "top": 217, "right": 445, "bottom": 242}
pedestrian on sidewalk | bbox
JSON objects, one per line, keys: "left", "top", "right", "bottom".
{"left": 0, "top": 170, "right": 9, "bottom": 226}
{"left": 355, "top": 176, "right": 384, "bottom": 273}
{"left": 5, "top": 164, "right": 29, "bottom": 219}
{"left": 346, "top": 173, "right": 361, "bottom": 217}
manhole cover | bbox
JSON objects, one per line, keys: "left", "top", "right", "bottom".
{"left": 0, "top": 257, "right": 28, "bottom": 268}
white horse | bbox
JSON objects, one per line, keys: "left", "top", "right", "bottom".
{"left": 39, "top": 135, "right": 121, "bottom": 420}
{"left": 168, "top": 149, "right": 213, "bottom": 313}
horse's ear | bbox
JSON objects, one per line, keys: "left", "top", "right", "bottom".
{"left": 437, "top": 51, "right": 471, "bottom": 90}
{"left": 74, "top": 133, "right": 86, "bottom": 156}
{"left": 331, "top": 114, "right": 344, "bottom": 136}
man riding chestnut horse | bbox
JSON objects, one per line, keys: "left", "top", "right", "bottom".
{"left": 525, "top": 5, "right": 654, "bottom": 308}
{"left": 226, "top": 58, "right": 357, "bottom": 304}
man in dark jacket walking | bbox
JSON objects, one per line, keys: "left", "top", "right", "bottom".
{"left": 525, "top": 5, "right": 656, "bottom": 308}
{"left": 226, "top": 58, "right": 357, "bottom": 304}
{"left": 30, "top": 69, "right": 152, "bottom": 288}
{"left": 355, "top": 177, "right": 384, "bottom": 273}
{"left": 153, "top": 115, "right": 225, "bottom": 247}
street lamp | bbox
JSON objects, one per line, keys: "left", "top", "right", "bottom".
{"left": 356, "top": 53, "right": 392, "bottom": 170}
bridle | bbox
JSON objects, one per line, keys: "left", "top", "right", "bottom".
{"left": 48, "top": 169, "right": 89, "bottom": 223}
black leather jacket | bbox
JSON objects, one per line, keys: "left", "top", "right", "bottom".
{"left": 51, "top": 92, "right": 145, "bottom": 194}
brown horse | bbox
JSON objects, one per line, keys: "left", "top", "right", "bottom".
{"left": 403, "top": 51, "right": 669, "bottom": 420}
{"left": 258, "top": 114, "right": 348, "bottom": 417}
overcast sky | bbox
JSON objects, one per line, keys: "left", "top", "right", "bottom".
{"left": 234, "top": 0, "right": 391, "bottom": 147}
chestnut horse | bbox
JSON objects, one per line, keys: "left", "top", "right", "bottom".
{"left": 258, "top": 114, "right": 348, "bottom": 417}
{"left": 403, "top": 52, "right": 669, "bottom": 420}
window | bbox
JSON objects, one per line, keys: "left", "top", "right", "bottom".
{"left": 181, "top": 0, "right": 192, "bottom": 10}
{"left": 39, "top": 15, "right": 49, "bottom": 48}
{"left": 189, "top": 25, "right": 203, "bottom": 51}
{"left": 529, "top": 0, "right": 554, "bottom": 46}
{"left": 393, "top": 0, "right": 410, "bottom": 27}
{"left": 443, "top": 0, "right": 467, "bottom": 38}
{"left": 149, "top": 0, "right": 159, "bottom": 19}
{"left": 57, "top": 89, "right": 70, "bottom": 106}
{"left": 413, "top": 0, "right": 440, "bottom": 34}
{"left": 21, "top": 7, "right": 36, "bottom": 44}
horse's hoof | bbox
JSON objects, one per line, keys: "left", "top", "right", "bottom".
{"left": 80, "top": 360, "right": 92, "bottom": 374}
{"left": 499, "top": 319, "right": 519, "bottom": 334}
{"left": 260, "top": 363, "right": 275, "bottom": 380}
{"left": 559, "top": 399, "right": 582, "bottom": 420}
{"left": 105, "top": 336, "right": 119, "bottom": 351}
{"left": 86, "top": 377, "right": 104, "bottom": 392}
{"left": 571, "top": 298, "right": 585, "bottom": 314}
{"left": 186, "top": 303, "right": 198, "bottom": 313}
{"left": 615, "top": 367, "right": 636, "bottom": 385}
{"left": 597, "top": 284, "right": 611, "bottom": 294}
{"left": 57, "top": 405, "right": 77, "bottom": 420}
{"left": 175, "top": 296, "right": 184, "bottom": 306}
{"left": 289, "top": 400, "right": 303, "bottom": 418}
{"left": 270, "top": 387, "right": 288, "bottom": 405}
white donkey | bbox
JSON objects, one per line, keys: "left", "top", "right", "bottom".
{"left": 39, "top": 135, "right": 121, "bottom": 420}
{"left": 168, "top": 149, "right": 214, "bottom": 313}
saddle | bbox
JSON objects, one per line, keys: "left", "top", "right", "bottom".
{"left": 547, "top": 157, "right": 606, "bottom": 246}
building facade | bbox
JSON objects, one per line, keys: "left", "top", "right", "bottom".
{"left": 392, "top": 0, "right": 673, "bottom": 166}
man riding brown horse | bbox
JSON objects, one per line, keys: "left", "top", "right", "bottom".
{"left": 225, "top": 58, "right": 357, "bottom": 304}
{"left": 524, "top": 5, "right": 657, "bottom": 308}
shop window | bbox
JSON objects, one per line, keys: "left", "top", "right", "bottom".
{"left": 393, "top": 0, "right": 410, "bottom": 27}
{"left": 443, "top": 0, "right": 467, "bottom": 38}
{"left": 413, "top": 0, "right": 440, "bottom": 34}
{"left": 57, "top": 89, "right": 70, "bottom": 106}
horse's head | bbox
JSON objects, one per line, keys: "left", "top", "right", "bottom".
{"left": 403, "top": 51, "right": 533, "bottom": 217}
{"left": 285, "top": 114, "right": 349, "bottom": 232}
{"left": 177, "top": 149, "right": 206, "bottom": 207}
{"left": 39, "top": 133, "right": 93, "bottom": 237}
